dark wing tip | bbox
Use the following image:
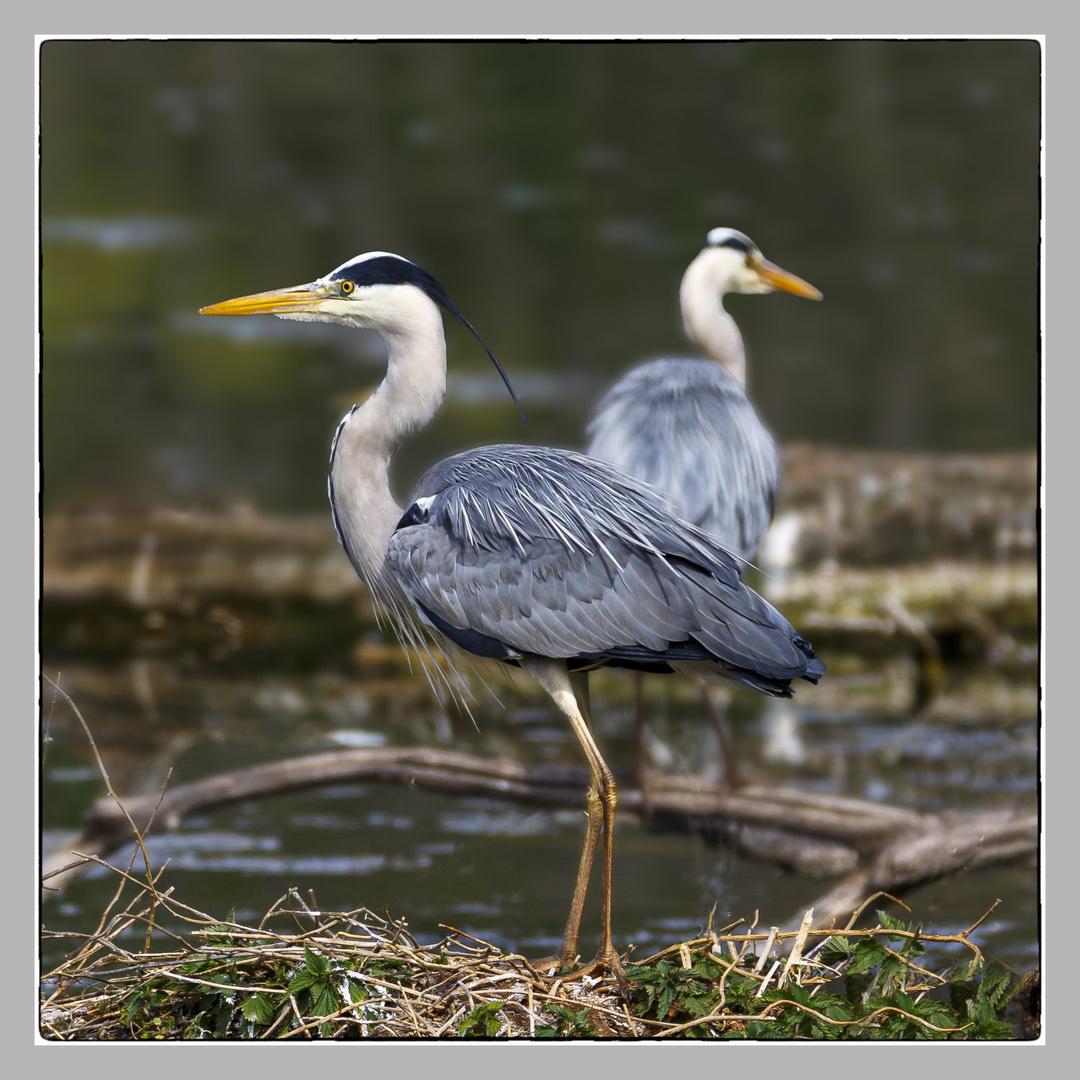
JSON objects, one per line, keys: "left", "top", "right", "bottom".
{"left": 793, "top": 636, "right": 826, "bottom": 683}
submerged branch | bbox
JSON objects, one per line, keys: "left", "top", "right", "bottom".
{"left": 43, "top": 745, "right": 1036, "bottom": 921}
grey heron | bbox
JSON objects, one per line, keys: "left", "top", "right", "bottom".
{"left": 201, "top": 250, "right": 824, "bottom": 990}
{"left": 587, "top": 228, "right": 822, "bottom": 791}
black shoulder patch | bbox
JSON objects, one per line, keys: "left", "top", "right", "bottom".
{"left": 395, "top": 501, "right": 431, "bottom": 531}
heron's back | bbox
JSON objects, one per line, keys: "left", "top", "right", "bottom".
{"left": 586, "top": 358, "right": 778, "bottom": 563}
{"left": 387, "top": 444, "right": 822, "bottom": 697}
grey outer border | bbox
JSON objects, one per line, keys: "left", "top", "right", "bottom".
{"left": 21, "top": 3, "right": 1053, "bottom": 1070}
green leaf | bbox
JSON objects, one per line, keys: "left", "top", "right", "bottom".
{"left": 900, "top": 937, "right": 927, "bottom": 960}
{"left": 847, "top": 938, "right": 887, "bottom": 975}
{"left": 459, "top": 1001, "right": 505, "bottom": 1038}
{"left": 120, "top": 989, "right": 145, "bottom": 1026}
{"left": 685, "top": 992, "right": 719, "bottom": 1019}
{"left": 877, "top": 910, "right": 910, "bottom": 936}
{"left": 979, "top": 960, "right": 1016, "bottom": 1010}
{"left": 877, "top": 955, "right": 907, "bottom": 991}
{"left": 542, "top": 1004, "right": 595, "bottom": 1038}
{"left": 311, "top": 982, "right": 340, "bottom": 1019}
{"left": 241, "top": 994, "right": 274, "bottom": 1026}
{"left": 303, "top": 946, "right": 330, "bottom": 977}
{"left": 213, "top": 998, "right": 233, "bottom": 1036}
{"left": 819, "top": 935, "right": 854, "bottom": 962}
{"left": 967, "top": 996, "right": 994, "bottom": 1026}
{"left": 813, "top": 993, "right": 851, "bottom": 1018}
{"left": 287, "top": 969, "right": 318, "bottom": 994}
{"left": 914, "top": 1000, "right": 957, "bottom": 1033}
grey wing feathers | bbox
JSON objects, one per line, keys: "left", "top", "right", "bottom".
{"left": 386, "top": 445, "right": 822, "bottom": 696}
{"left": 586, "top": 358, "right": 779, "bottom": 562}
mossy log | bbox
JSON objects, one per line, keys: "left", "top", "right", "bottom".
{"left": 774, "top": 444, "right": 1036, "bottom": 567}
{"left": 42, "top": 449, "right": 1037, "bottom": 666}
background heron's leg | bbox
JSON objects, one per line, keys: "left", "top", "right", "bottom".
{"left": 697, "top": 678, "right": 747, "bottom": 791}
{"left": 522, "top": 659, "right": 625, "bottom": 987}
{"left": 631, "top": 671, "right": 656, "bottom": 818}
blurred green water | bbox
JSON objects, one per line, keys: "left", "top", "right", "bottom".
{"left": 41, "top": 39, "right": 1039, "bottom": 516}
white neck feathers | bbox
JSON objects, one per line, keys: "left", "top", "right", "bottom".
{"left": 679, "top": 250, "right": 748, "bottom": 388}
{"left": 328, "top": 288, "right": 447, "bottom": 587}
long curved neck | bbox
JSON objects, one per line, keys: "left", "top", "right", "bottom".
{"left": 679, "top": 256, "right": 747, "bottom": 388}
{"left": 329, "top": 298, "right": 447, "bottom": 590}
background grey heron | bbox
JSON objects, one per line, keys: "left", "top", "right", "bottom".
{"left": 200, "top": 251, "right": 825, "bottom": 989}
{"left": 587, "top": 227, "right": 822, "bottom": 791}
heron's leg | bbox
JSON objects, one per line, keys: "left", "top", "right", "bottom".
{"left": 697, "top": 678, "right": 747, "bottom": 792}
{"left": 521, "top": 659, "right": 627, "bottom": 991}
{"left": 540, "top": 669, "right": 602, "bottom": 970}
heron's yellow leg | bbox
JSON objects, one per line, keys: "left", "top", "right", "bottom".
{"left": 521, "top": 659, "right": 627, "bottom": 991}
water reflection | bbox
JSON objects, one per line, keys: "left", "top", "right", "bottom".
{"left": 41, "top": 656, "right": 1038, "bottom": 976}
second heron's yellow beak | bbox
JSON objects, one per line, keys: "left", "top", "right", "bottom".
{"left": 754, "top": 260, "right": 823, "bottom": 301}
{"left": 200, "top": 283, "right": 326, "bottom": 316}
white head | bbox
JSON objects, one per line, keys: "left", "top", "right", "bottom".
{"left": 200, "top": 251, "right": 455, "bottom": 331}
{"left": 691, "top": 227, "right": 823, "bottom": 299}
{"left": 679, "top": 229, "right": 822, "bottom": 384}
{"left": 201, "top": 251, "right": 524, "bottom": 422}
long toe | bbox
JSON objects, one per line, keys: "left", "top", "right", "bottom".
{"left": 579, "top": 947, "right": 631, "bottom": 997}
{"left": 527, "top": 953, "right": 579, "bottom": 979}
{"left": 527, "top": 950, "right": 631, "bottom": 996}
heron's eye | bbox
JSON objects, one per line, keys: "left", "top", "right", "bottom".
{"left": 340, "top": 280, "right": 355, "bottom": 295}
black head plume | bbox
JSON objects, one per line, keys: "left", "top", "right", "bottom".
{"left": 438, "top": 296, "right": 527, "bottom": 429}
{"left": 330, "top": 254, "right": 527, "bottom": 427}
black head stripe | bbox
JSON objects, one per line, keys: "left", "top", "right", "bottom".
{"left": 329, "top": 255, "right": 451, "bottom": 305}
{"left": 713, "top": 234, "right": 753, "bottom": 255}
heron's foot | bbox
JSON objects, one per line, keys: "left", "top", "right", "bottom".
{"left": 529, "top": 948, "right": 631, "bottom": 997}
{"left": 577, "top": 946, "right": 631, "bottom": 996}
{"left": 527, "top": 952, "right": 580, "bottom": 981}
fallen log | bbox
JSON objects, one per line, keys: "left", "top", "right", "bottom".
{"left": 43, "top": 747, "right": 1037, "bottom": 927}
{"left": 784, "top": 811, "right": 1039, "bottom": 933}
{"left": 40, "top": 455, "right": 1038, "bottom": 670}
{"left": 42, "top": 449, "right": 1037, "bottom": 611}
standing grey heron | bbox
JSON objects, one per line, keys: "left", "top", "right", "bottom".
{"left": 201, "top": 250, "right": 824, "bottom": 989}
{"left": 587, "top": 228, "right": 822, "bottom": 791}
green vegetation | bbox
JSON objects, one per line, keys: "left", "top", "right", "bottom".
{"left": 624, "top": 911, "right": 1017, "bottom": 1040}
{"left": 40, "top": 873, "right": 1029, "bottom": 1040}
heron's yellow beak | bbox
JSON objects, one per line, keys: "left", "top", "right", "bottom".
{"left": 755, "top": 260, "right": 823, "bottom": 301}
{"left": 200, "top": 283, "right": 325, "bottom": 316}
